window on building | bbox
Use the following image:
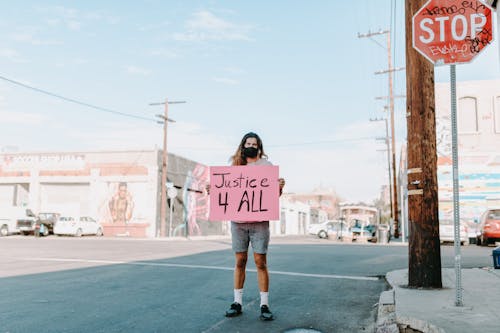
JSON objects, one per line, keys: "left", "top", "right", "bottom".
{"left": 458, "top": 97, "right": 478, "bottom": 133}
{"left": 494, "top": 96, "right": 500, "bottom": 134}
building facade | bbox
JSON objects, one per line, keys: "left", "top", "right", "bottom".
{"left": 0, "top": 149, "right": 320, "bottom": 238}
{"left": 400, "top": 79, "right": 500, "bottom": 231}
{"left": 435, "top": 79, "right": 500, "bottom": 220}
{"left": 0, "top": 150, "right": 219, "bottom": 238}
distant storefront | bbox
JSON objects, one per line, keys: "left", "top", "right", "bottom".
{"left": 0, "top": 150, "right": 221, "bottom": 238}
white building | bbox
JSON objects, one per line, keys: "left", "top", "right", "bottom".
{"left": 0, "top": 150, "right": 216, "bottom": 238}
{"left": 435, "top": 79, "right": 500, "bottom": 220}
{"left": 400, "top": 79, "right": 500, "bottom": 229}
{"left": 274, "top": 197, "right": 311, "bottom": 235}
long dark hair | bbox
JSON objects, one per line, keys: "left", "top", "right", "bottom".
{"left": 231, "top": 132, "right": 267, "bottom": 166}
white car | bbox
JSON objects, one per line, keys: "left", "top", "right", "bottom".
{"left": 439, "top": 219, "right": 468, "bottom": 245}
{"left": 326, "top": 221, "right": 352, "bottom": 240}
{"left": 54, "top": 216, "right": 103, "bottom": 237}
{"left": 308, "top": 221, "right": 341, "bottom": 239}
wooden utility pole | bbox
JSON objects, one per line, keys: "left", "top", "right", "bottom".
{"left": 405, "top": 0, "right": 442, "bottom": 288}
{"left": 150, "top": 99, "right": 185, "bottom": 237}
{"left": 386, "top": 31, "right": 399, "bottom": 238}
{"left": 358, "top": 30, "right": 400, "bottom": 235}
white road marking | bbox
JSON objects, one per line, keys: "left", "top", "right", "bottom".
{"left": 23, "top": 257, "right": 379, "bottom": 281}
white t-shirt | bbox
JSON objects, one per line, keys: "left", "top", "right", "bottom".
{"left": 246, "top": 158, "right": 272, "bottom": 166}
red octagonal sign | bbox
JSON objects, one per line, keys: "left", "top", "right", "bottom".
{"left": 413, "top": 0, "right": 494, "bottom": 65}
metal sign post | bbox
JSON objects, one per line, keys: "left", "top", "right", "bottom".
{"left": 450, "top": 64, "right": 463, "bottom": 306}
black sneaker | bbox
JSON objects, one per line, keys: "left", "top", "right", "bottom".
{"left": 260, "top": 305, "right": 274, "bottom": 321}
{"left": 225, "top": 302, "right": 242, "bottom": 317}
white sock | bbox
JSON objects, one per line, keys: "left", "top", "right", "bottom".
{"left": 260, "top": 291, "right": 269, "bottom": 307}
{"left": 234, "top": 289, "right": 243, "bottom": 305}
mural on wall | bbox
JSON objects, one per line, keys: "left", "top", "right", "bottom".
{"left": 183, "top": 163, "right": 209, "bottom": 236}
{"left": 435, "top": 116, "right": 452, "bottom": 157}
{"left": 97, "top": 181, "right": 152, "bottom": 226}
{"left": 108, "top": 182, "right": 135, "bottom": 224}
{"left": 169, "top": 161, "right": 225, "bottom": 237}
{"left": 438, "top": 167, "right": 500, "bottom": 221}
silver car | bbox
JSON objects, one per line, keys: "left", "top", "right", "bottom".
{"left": 439, "top": 219, "right": 468, "bottom": 245}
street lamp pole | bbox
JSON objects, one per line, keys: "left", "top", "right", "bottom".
{"left": 150, "top": 99, "right": 186, "bottom": 237}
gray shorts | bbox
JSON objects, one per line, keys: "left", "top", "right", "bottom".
{"left": 231, "top": 221, "right": 270, "bottom": 254}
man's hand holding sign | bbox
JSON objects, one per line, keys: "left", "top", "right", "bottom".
{"left": 209, "top": 165, "right": 280, "bottom": 221}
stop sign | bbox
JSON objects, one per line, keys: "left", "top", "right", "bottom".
{"left": 413, "top": 0, "right": 494, "bottom": 65}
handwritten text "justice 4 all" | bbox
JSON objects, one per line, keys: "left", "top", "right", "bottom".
{"left": 213, "top": 172, "right": 270, "bottom": 214}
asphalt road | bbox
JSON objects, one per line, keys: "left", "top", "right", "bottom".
{"left": 0, "top": 236, "right": 493, "bottom": 333}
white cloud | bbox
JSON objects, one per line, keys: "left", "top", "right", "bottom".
{"left": 271, "top": 143, "right": 386, "bottom": 203}
{"left": 212, "top": 77, "right": 239, "bottom": 85}
{"left": 126, "top": 66, "right": 152, "bottom": 76}
{"left": 10, "top": 32, "right": 62, "bottom": 46}
{"left": 267, "top": 120, "right": 388, "bottom": 202}
{"left": 36, "top": 6, "right": 120, "bottom": 30}
{"left": 0, "top": 110, "right": 46, "bottom": 124}
{"left": 58, "top": 120, "right": 233, "bottom": 166}
{"left": 223, "top": 67, "right": 246, "bottom": 74}
{"left": 73, "top": 58, "right": 88, "bottom": 65}
{"left": 138, "top": 21, "right": 170, "bottom": 32}
{"left": 168, "top": 121, "right": 234, "bottom": 164}
{"left": 173, "top": 10, "right": 253, "bottom": 41}
{"left": 67, "top": 20, "right": 82, "bottom": 31}
{"left": 68, "top": 123, "right": 161, "bottom": 150}
{"left": 0, "top": 47, "right": 27, "bottom": 63}
{"left": 149, "top": 49, "right": 179, "bottom": 58}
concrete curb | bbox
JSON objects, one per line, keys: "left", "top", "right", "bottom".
{"left": 376, "top": 283, "right": 445, "bottom": 333}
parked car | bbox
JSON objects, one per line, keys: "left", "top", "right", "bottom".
{"left": 351, "top": 226, "right": 376, "bottom": 242}
{"left": 15, "top": 209, "right": 38, "bottom": 235}
{"left": 326, "top": 221, "right": 351, "bottom": 240}
{"left": 439, "top": 219, "right": 468, "bottom": 245}
{"left": 477, "top": 208, "right": 500, "bottom": 246}
{"left": 308, "top": 221, "right": 339, "bottom": 239}
{"left": 0, "top": 206, "right": 32, "bottom": 236}
{"left": 34, "top": 212, "right": 60, "bottom": 237}
{"left": 350, "top": 220, "right": 377, "bottom": 242}
{"left": 53, "top": 216, "right": 104, "bottom": 237}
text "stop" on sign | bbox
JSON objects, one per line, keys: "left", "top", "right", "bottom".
{"left": 419, "top": 13, "right": 487, "bottom": 44}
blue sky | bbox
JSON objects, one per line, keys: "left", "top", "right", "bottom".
{"left": 0, "top": 1, "right": 498, "bottom": 202}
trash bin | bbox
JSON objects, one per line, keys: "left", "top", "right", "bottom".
{"left": 377, "top": 224, "right": 390, "bottom": 244}
{"left": 493, "top": 247, "right": 500, "bottom": 269}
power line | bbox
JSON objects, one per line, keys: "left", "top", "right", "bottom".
{"left": 0, "top": 74, "right": 156, "bottom": 122}
{"left": 170, "top": 137, "right": 378, "bottom": 151}
{"left": 267, "top": 137, "right": 377, "bottom": 147}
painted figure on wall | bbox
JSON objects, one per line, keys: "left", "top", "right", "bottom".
{"left": 183, "top": 164, "right": 209, "bottom": 236}
{"left": 109, "top": 182, "right": 134, "bottom": 224}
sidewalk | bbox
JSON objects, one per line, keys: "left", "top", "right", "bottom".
{"left": 376, "top": 267, "right": 500, "bottom": 333}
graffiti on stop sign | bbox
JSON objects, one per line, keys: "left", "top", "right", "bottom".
{"left": 413, "top": 0, "right": 494, "bottom": 64}
{"left": 423, "top": 0, "right": 489, "bottom": 15}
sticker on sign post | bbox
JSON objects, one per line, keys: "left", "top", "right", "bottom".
{"left": 208, "top": 165, "right": 280, "bottom": 222}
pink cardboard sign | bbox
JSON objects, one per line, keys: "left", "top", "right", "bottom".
{"left": 209, "top": 165, "right": 280, "bottom": 222}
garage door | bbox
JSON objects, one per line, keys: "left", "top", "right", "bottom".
{"left": 40, "top": 183, "right": 90, "bottom": 216}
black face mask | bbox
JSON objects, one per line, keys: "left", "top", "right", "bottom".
{"left": 243, "top": 147, "right": 258, "bottom": 158}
